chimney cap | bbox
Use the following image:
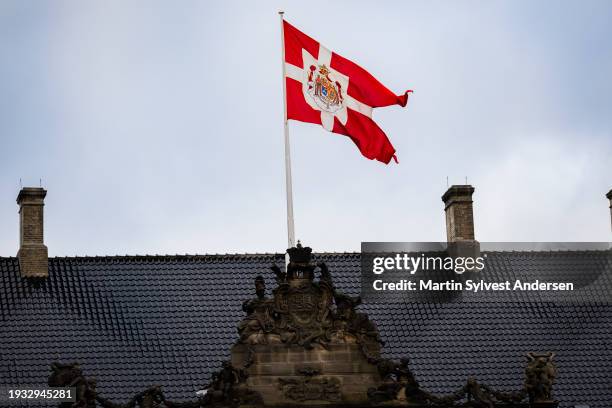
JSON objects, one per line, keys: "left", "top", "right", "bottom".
{"left": 17, "top": 187, "right": 47, "bottom": 204}
{"left": 606, "top": 189, "right": 612, "bottom": 200}
{"left": 441, "top": 185, "right": 475, "bottom": 204}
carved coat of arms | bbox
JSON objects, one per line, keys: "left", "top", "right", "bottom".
{"left": 274, "top": 279, "right": 333, "bottom": 333}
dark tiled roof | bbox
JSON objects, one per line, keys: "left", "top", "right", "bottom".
{"left": 0, "top": 252, "right": 611, "bottom": 407}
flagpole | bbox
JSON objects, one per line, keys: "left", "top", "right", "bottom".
{"left": 279, "top": 11, "right": 296, "bottom": 251}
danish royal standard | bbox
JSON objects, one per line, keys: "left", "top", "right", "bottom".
{"left": 282, "top": 20, "right": 412, "bottom": 164}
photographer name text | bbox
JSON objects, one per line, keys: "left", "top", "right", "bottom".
{"left": 372, "top": 279, "right": 574, "bottom": 292}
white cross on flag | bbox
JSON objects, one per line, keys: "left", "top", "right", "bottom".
{"left": 282, "top": 19, "right": 412, "bottom": 164}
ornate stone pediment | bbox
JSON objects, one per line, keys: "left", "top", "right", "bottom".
{"left": 236, "top": 242, "right": 381, "bottom": 353}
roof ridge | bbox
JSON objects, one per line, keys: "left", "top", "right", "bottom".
{"left": 482, "top": 248, "right": 611, "bottom": 254}
{"left": 0, "top": 249, "right": 608, "bottom": 262}
{"left": 50, "top": 253, "right": 282, "bottom": 260}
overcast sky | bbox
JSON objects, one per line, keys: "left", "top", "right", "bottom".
{"left": 0, "top": 1, "right": 611, "bottom": 256}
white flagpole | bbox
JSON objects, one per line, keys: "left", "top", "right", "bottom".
{"left": 279, "top": 11, "right": 296, "bottom": 251}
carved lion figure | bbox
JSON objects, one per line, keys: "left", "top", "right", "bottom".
{"left": 525, "top": 352, "right": 557, "bottom": 403}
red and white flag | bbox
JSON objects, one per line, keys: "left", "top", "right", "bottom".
{"left": 282, "top": 19, "right": 412, "bottom": 164}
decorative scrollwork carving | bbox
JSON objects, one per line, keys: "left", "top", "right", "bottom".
{"left": 277, "top": 368, "right": 341, "bottom": 402}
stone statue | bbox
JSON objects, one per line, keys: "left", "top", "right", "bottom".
{"left": 525, "top": 352, "right": 557, "bottom": 403}
{"left": 464, "top": 377, "right": 495, "bottom": 408}
{"left": 210, "top": 360, "right": 241, "bottom": 400}
{"left": 370, "top": 359, "right": 399, "bottom": 401}
{"left": 333, "top": 292, "right": 361, "bottom": 322}
{"left": 369, "top": 357, "right": 425, "bottom": 403}
{"left": 202, "top": 360, "right": 261, "bottom": 407}
{"left": 237, "top": 276, "right": 275, "bottom": 344}
{"left": 48, "top": 362, "right": 96, "bottom": 408}
{"left": 333, "top": 291, "right": 383, "bottom": 357}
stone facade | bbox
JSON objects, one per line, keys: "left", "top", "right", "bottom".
{"left": 231, "top": 343, "right": 379, "bottom": 405}
{"left": 16, "top": 187, "right": 48, "bottom": 278}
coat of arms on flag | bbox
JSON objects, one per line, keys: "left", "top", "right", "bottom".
{"left": 307, "top": 64, "right": 344, "bottom": 113}
{"left": 281, "top": 19, "right": 412, "bottom": 164}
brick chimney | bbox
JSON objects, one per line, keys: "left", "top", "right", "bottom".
{"left": 442, "top": 185, "right": 479, "bottom": 257}
{"left": 607, "top": 189, "right": 612, "bottom": 231}
{"left": 17, "top": 187, "right": 48, "bottom": 278}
